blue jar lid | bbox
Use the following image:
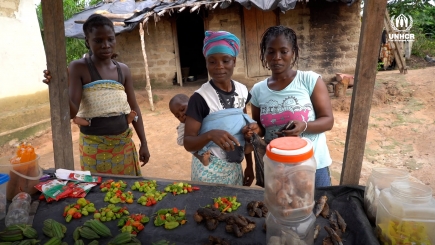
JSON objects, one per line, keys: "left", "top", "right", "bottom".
{"left": 0, "top": 174, "right": 10, "bottom": 184}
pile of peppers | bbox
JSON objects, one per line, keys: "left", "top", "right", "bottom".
{"left": 154, "top": 207, "right": 187, "bottom": 230}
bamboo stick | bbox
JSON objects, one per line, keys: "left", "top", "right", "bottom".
{"left": 190, "top": 5, "right": 200, "bottom": 12}
{"left": 212, "top": 2, "right": 219, "bottom": 9}
{"left": 178, "top": 7, "right": 186, "bottom": 12}
{"left": 139, "top": 22, "right": 155, "bottom": 111}
{"left": 74, "top": 20, "right": 125, "bottom": 26}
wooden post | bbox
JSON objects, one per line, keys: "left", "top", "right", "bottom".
{"left": 171, "top": 19, "right": 183, "bottom": 86}
{"left": 340, "top": 0, "right": 388, "bottom": 185}
{"left": 139, "top": 22, "right": 155, "bottom": 111}
{"left": 41, "top": 0, "right": 74, "bottom": 170}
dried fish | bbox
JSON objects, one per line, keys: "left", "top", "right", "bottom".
{"left": 335, "top": 210, "right": 347, "bottom": 233}
{"left": 320, "top": 202, "right": 330, "bottom": 218}
{"left": 329, "top": 211, "right": 339, "bottom": 231}
{"left": 314, "top": 195, "right": 328, "bottom": 217}
{"left": 322, "top": 236, "right": 333, "bottom": 245}
{"left": 324, "top": 226, "right": 343, "bottom": 245}
{"left": 314, "top": 224, "right": 321, "bottom": 240}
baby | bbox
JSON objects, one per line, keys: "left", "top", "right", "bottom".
{"left": 169, "top": 94, "right": 211, "bottom": 166}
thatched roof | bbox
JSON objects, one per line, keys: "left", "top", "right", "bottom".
{"left": 65, "top": 0, "right": 357, "bottom": 39}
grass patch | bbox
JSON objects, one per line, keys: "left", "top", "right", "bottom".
{"left": 406, "top": 98, "right": 425, "bottom": 111}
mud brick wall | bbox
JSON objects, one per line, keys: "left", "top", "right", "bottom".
{"left": 116, "top": 1, "right": 361, "bottom": 86}
{"left": 0, "top": 0, "right": 19, "bottom": 17}
{"left": 280, "top": 1, "right": 361, "bottom": 82}
{"left": 116, "top": 19, "right": 176, "bottom": 87}
{"left": 206, "top": 4, "right": 246, "bottom": 81}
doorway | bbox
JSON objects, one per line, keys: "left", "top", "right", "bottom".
{"left": 176, "top": 11, "right": 207, "bottom": 82}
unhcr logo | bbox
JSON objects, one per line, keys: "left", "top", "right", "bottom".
{"left": 389, "top": 14, "right": 415, "bottom": 42}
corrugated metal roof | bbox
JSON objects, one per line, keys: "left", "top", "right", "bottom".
{"left": 65, "top": 0, "right": 357, "bottom": 38}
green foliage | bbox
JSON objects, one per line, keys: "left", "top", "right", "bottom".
{"left": 36, "top": 0, "right": 101, "bottom": 64}
{"left": 411, "top": 33, "right": 435, "bottom": 57}
{"left": 387, "top": 1, "right": 435, "bottom": 58}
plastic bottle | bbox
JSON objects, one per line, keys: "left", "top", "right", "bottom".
{"left": 363, "top": 167, "right": 409, "bottom": 224}
{"left": 376, "top": 180, "right": 435, "bottom": 245}
{"left": 5, "top": 192, "right": 31, "bottom": 226}
{"left": 263, "top": 137, "right": 317, "bottom": 220}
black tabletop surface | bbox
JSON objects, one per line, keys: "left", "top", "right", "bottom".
{"left": 1, "top": 173, "right": 379, "bottom": 245}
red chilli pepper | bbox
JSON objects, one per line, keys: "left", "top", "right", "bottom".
{"left": 192, "top": 186, "right": 200, "bottom": 191}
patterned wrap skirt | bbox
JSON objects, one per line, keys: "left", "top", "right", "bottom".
{"left": 79, "top": 128, "right": 141, "bottom": 176}
{"left": 191, "top": 154, "right": 243, "bottom": 186}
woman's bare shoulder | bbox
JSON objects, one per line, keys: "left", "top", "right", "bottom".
{"left": 68, "top": 58, "right": 87, "bottom": 69}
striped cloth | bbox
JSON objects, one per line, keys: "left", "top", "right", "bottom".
{"left": 202, "top": 31, "right": 240, "bottom": 57}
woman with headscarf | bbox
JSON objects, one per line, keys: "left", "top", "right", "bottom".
{"left": 183, "top": 31, "right": 258, "bottom": 186}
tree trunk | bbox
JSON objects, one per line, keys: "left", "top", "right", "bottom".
{"left": 139, "top": 22, "right": 155, "bottom": 111}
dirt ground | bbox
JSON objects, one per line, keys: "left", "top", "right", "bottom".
{"left": 1, "top": 65, "right": 434, "bottom": 194}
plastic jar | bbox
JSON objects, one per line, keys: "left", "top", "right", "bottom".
{"left": 0, "top": 174, "right": 10, "bottom": 220}
{"left": 5, "top": 192, "right": 31, "bottom": 226}
{"left": 376, "top": 180, "right": 435, "bottom": 245}
{"left": 363, "top": 167, "right": 409, "bottom": 224}
{"left": 263, "top": 137, "right": 316, "bottom": 220}
{"left": 266, "top": 212, "right": 315, "bottom": 245}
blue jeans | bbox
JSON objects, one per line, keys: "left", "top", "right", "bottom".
{"left": 315, "top": 167, "right": 331, "bottom": 187}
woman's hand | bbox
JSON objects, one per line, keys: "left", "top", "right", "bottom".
{"left": 242, "top": 123, "right": 260, "bottom": 140}
{"left": 43, "top": 70, "right": 51, "bottom": 84}
{"left": 276, "top": 120, "right": 307, "bottom": 137}
{"left": 208, "top": 129, "right": 240, "bottom": 151}
{"left": 138, "top": 144, "right": 150, "bottom": 167}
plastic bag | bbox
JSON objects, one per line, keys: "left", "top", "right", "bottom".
{"left": 251, "top": 133, "right": 267, "bottom": 187}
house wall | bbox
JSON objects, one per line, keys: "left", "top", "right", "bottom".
{"left": 116, "top": 19, "right": 176, "bottom": 87}
{"left": 116, "top": 1, "right": 361, "bottom": 86}
{"left": 0, "top": 0, "right": 51, "bottom": 147}
{"left": 280, "top": 1, "right": 361, "bottom": 82}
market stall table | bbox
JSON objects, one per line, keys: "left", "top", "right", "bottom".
{"left": 2, "top": 174, "right": 380, "bottom": 245}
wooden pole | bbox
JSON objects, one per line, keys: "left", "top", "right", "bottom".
{"left": 340, "top": 0, "right": 388, "bottom": 185}
{"left": 171, "top": 19, "right": 183, "bottom": 86}
{"left": 139, "top": 22, "right": 155, "bottom": 111}
{"left": 41, "top": 0, "right": 74, "bottom": 170}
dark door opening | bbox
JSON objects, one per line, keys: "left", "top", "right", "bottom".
{"left": 176, "top": 11, "right": 207, "bottom": 83}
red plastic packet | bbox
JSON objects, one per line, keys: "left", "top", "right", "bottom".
{"left": 35, "top": 179, "right": 70, "bottom": 201}
{"left": 68, "top": 173, "right": 102, "bottom": 183}
{"left": 68, "top": 182, "right": 97, "bottom": 198}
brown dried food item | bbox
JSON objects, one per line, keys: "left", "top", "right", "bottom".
{"left": 234, "top": 215, "right": 248, "bottom": 227}
{"left": 323, "top": 236, "right": 333, "bottom": 245}
{"left": 206, "top": 218, "right": 219, "bottom": 231}
{"left": 241, "top": 223, "right": 256, "bottom": 234}
{"left": 207, "top": 235, "right": 231, "bottom": 245}
{"left": 320, "top": 202, "right": 330, "bottom": 218}
{"left": 198, "top": 207, "right": 221, "bottom": 219}
{"left": 324, "top": 226, "right": 344, "bottom": 245}
{"left": 217, "top": 213, "right": 231, "bottom": 222}
{"left": 314, "top": 195, "right": 328, "bottom": 217}
{"left": 225, "top": 224, "right": 233, "bottom": 233}
{"left": 226, "top": 215, "right": 235, "bottom": 225}
{"left": 232, "top": 223, "right": 243, "bottom": 237}
{"left": 194, "top": 212, "right": 204, "bottom": 223}
{"left": 314, "top": 224, "right": 321, "bottom": 240}
{"left": 247, "top": 201, "right": 268, "bottom": 218}
{"left": 335, "top": 210, "right": 347, "bottom": 233}
{"left": 261, "top": 206, "right": 268, "bottom": 217}
{"left": 329, "top": 211, "right": 339, "bottom": 231}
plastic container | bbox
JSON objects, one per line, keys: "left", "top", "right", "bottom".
{"left": 5, "top": 192, "right": 31, "bottom": 226}
{"left": 264, "top": 137, "right": 317, "bottom": 219}
{"left": 0, "top": 174, "right": 10, "bottom": 220}
{"left": 0, "top": 155, "right": 42, "bottom": 201}
{"left": 376, "top": 180, "right": 435, "bottom": 245}
{"left": 266, "top": 212, "right": 315, "bottom": 245}
{"left": 364, "top": 167, "right": 409, "bottom": 224}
